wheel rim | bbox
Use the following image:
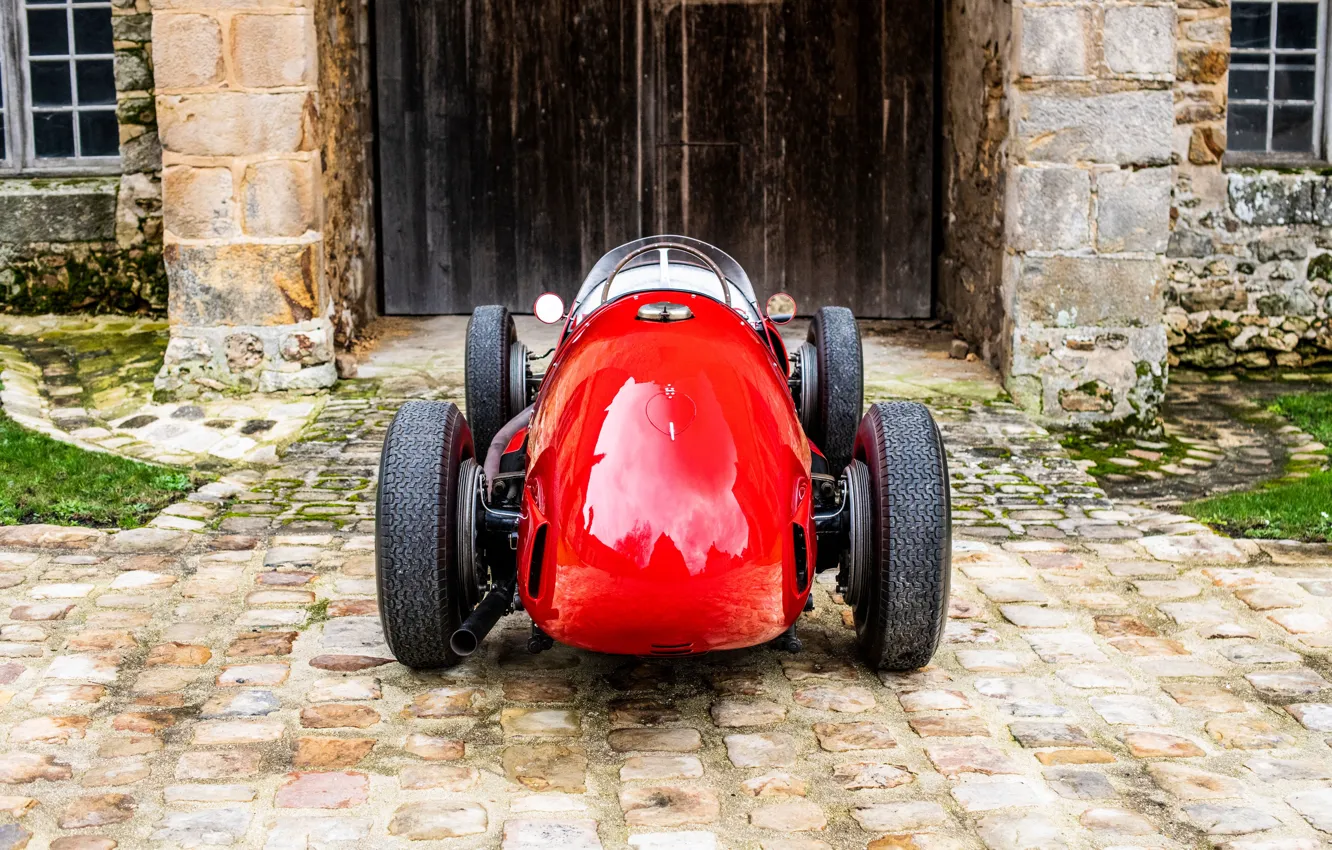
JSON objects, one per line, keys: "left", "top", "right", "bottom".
{"left": 843, "top": 459, "right": 872, "bottom": 611}
{"left": 508, "top": 342, "right": 530, "bottom": 414}
{"left": 797, "top": 342, "right": 819, "bottom": 437}
{"left": 456, "top": 458, "right": 485, "bottom": 612}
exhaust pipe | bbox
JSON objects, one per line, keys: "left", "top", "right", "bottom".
{"left": 449, "top": 584, "right": 514, "bottom": 657}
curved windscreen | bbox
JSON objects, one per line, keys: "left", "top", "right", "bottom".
{"left": 570, "top": 236, "right": 760, "bottom": 325}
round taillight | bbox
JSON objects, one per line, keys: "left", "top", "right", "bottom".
{"left": 534, "top": 292, "right": 565, "bottom": 324}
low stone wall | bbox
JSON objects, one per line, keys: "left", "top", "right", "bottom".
{"left": 1167, "top": 171, "right": 1332, "bottom": 372}
{"left": 0, "top": 178, "right": 164, "bottom": 315}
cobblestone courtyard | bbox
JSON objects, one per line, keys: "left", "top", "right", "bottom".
{"left": 1, "top": 322, "right": 1331, "bottom": 849}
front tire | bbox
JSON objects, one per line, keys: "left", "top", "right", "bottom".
{"left": 376, "top": 401, "right": 473, "bottom": 669}
{"left": 850, "top": 401, "right": 951, "bottom": 671}
{"left": 466, "top": 306, "right": 528, "bottom": 457}
{"left": 805, "top": 307, "right": 863, "bottom": 473}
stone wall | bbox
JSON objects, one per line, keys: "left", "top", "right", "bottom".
{"left": 999, "top": 0, "right": 1176, "bottom": 429}
{"left": 314, "top": 0, "right": 377, "bottom": 349}
{"left": 1167, "top": 0, "right": 1332, "bottom": 373}
{"left": 0, "top": 0, "right": 164, "bottom": 315}
{"left": 151, "top": 0, "right": 336, "bottom": 395}
{"left": 939, "top": 0, "right": 1013, "bottom": 368}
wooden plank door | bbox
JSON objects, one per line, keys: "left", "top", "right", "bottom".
{"left": 376, "top": 0, "right": 935, "bottom": 317}
{"left": 376, "top": 0, "right": 641, "bottom": 314}
{"left": 643, "top": 0, "right": 934, "bottom": 317}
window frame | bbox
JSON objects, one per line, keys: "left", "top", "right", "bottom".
{"left": 0, "top": 0, "right": 121, "bottom": 177}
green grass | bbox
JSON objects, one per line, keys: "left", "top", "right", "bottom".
{"left": 1181, "top": 390, "right": 1332, "bottom": 542}
{"left": 1182, "top": 473, "right": 1332, "bottom": 542}
{"left": 0, "top": 408, "right": 195, "bottom": 528}
{"left": 1268, "top": 391, "right": 1332, "bottom": 446}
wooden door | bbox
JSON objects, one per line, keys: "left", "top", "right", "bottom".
{"left": 376, "top": 0, "right": 934, "bottom": 317}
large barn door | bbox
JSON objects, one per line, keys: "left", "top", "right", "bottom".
{"left": 375, "top": 0, "right": 934, "bottom": 317}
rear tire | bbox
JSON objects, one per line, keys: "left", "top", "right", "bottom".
{"left": 466, "top": 306, "right": 527, "bottom": 457}
{"left": 851, "top": 401, "right": 951, "bottom": 671}
{"left": 376, "top": 401, "right": 473, "bottom": 670}
{"left": 806, "top": 307, "right": 863, "bottom": 473}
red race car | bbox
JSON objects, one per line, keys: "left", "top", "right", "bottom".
{"left": 376, "top": 237, "right": 951, "bottom": 671}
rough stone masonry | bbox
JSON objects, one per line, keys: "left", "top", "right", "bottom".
{"left": 150, "top": 0, "right": 337, "bottom": 395}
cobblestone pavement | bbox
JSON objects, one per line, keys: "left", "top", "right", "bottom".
{"left": 0, "top": 316, "right": 320, "bottom": 468}
{"left": 2, "top": 323, "right": 1332, "bottom": 849}
{"left": 1073, "top": 371, "right": 1331, "bottom": 507}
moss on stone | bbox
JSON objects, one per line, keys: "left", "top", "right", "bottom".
{"left": 0, "top": 246, "right": 166, "bottom": 316}
{"left": 1307, "top": 253, "right": 1332, "bottom": 282}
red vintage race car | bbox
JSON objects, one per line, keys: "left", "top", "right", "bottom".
{"left": 376, "top": 236, "right": 951, "bottom": 671}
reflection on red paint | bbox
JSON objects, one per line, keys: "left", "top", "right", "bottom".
{"left": 518, "top": 292, "right": 814, "bottom": 655}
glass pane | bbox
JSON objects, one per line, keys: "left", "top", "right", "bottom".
{"left": 33, "top": 111, "right": 75, "bottom": 157}
{"left": 1275, "top": 68, "right": 1316, "bottom": 99}
{"left": 1272, "top": 104, "right": 1315, "bottom": 151}
{"left": 0, "top": 115, "right": 6, "bottom": 161}
{"left": 1230, "top": 68, "right": 1271, "bottom": 99}
{"left": 1228, "top": 103, "right": 1269, "bottom": 150}
{"left": 1231, "top": 2, "right": 1272, "bottom": 48}
{"left": 30, "top": 60, "right": 72, "bottom": 106}
{"left": 78, "top": 110, "right": 118, "bottom": 156}
{"left": 1276, "top": 52, "right": 1318, "bottom": 64}
{"left": 73, "top": 8, "right": 113, "bottom": 54}
{"left": 76, "top": 59, "right": 115, "bottom": 104}
{"left": 1276, "top": 2, "right": 1319, "bottom": 48}
{"left": 26, "top": 0, "right": 66, "bottom": 5}
{"left": 27, "top": 9, "right": 70, "bottom": 56}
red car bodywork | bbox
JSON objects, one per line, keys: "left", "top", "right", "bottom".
{"left": 513, "top": 291, "right": 816, "bottom": 656}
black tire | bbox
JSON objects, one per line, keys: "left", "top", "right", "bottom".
{"left": 376, "top": 400, "right": 474, "bottom": 669}
{"left": 851, "top": 401, "right": 951, "bottom": 671}
{"left": 465, "top": 306, "right": 522, "bottom": 457}
{"left": 806, "top": 307, "right": 863, "bottom": 473}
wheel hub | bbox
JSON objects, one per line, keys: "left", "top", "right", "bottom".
{"left": 456, "top": 458, "right": 486, "bottom": 611}
{"left": 509, "top": 342, "right": 531, "bottom": 413}
{"left": 842, "top": 459, "right": 872, "bottom": 608}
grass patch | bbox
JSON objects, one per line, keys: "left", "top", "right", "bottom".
{"left": 1181, "top": 390, "right": 1332, "bottom": 542}
{"left": 0, "top": 407, "right": 196, "bottom": 528}
{"left": 1182, "top": 473, "right": 1332, "bottom": 542}
{"left": 1268, "top": 391, "right": 1332, "bottom": 447}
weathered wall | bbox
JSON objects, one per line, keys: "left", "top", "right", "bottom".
{"left": 315, "top": 0, "right": 377, "bottom": 348}
{"left": 1167, "top": 0, "right": 1332, "bottom": 372}
{"left": 0, "top": 0, "right": 164, "bottom": 315}
{"left": 1000, "top": 0, "right": 1176, "bottom": 429}
{"left": 152, "top": 0, "right": 336, "bottom": 395}
{"left": 939, "top": 0, "right": 1014, "bottom": 367}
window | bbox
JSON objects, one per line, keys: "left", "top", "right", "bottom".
{"left": 1229, "top": 0, "right": 1330, "bottom": 159}
{"left": 0, "top": 0, "right": 119, "bottom": 173}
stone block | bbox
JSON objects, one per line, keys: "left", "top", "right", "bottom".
{"left": 1008, "top": 166, "right": 1090, "bottom": 251}
{"left": 114, "top": 48, "right": 153, "bottom": 92}
{"left": 112, "top": 13, "right": 152, "bottom": 42}
{"left": 165, "top": 238, "right": 325, "bottom": 326}
{"left": 163, "top": 165, "right": 237, "bottom": 239}
{"left": 152, "top": 14, "right": 224, "bottom": 89}
{"left": 1008, "top": 324, "right": 1168, "bottom": 425}
{"left": 1104, "top": 6, "right": 1175, "bottom": 75}
{"left": 1229, "top": 173, "right": 1332, "bottom": 226}
{"left": 0, "top": 179, "right": 118, "bottom": 243}
{"left": 241, "top": 158, "right": 317, "bottom": 237}
{"left": 1167, "top": 230, "right": 1216, "bottom": 258}
{"left": 1017, "top": 90, "right": 1173, "bottom": 165}
{"left": 1095, "top": 167, "right": 1171, "bottom": 253}
{"left": 229, "top": 14, "right": 316, "bottom": 88}
{"left": 158, "top": 92, "right": 315, "bottom": 156}
{"left": 1178, "top": 46, "right": 1228, "bottom": 84}
{"left": 1015, "top": 256, "right": 1162, "bottom": 327}
{"left": 121, "top": 129, "right": 162, "bottom": 173}
{"left": 1020, "top": 7, "right": 1090, "bottom": 77}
